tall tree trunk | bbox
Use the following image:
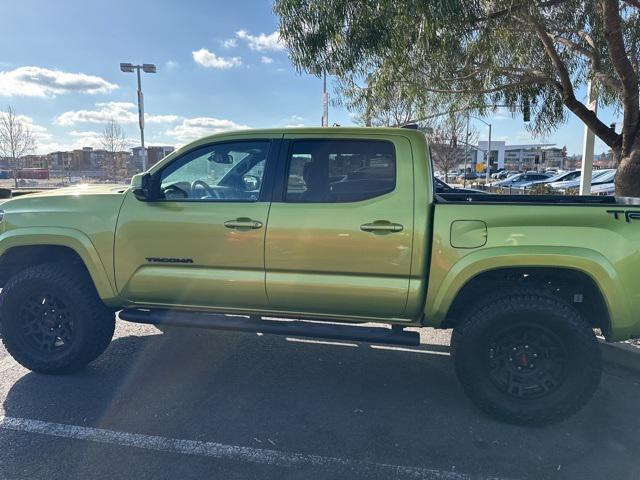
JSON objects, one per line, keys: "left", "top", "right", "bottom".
{"left": 615, "top": 147, "right": 640, "bottom": 197}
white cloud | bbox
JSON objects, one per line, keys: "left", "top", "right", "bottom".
{"left": 0, "top": 111, "right": 83, "bottom": 154}
{"left": 235, "top": 30, "right": 285, "bottom": 52}
{"left": 54, "top": 102, "right": 182, "bottom": 126}
{"left": 260, "top": 56, "right": 274, "bottom": 64}
{"left": 281, "top": 114, "right": 306, "bottom": 127}
{"left": 0, "top": 66, "right": 117, "bottom": 97}
{"left": 0, "top": 111, "right": 52, "bottom": 142}
{"left": 63, "top": 131, "right": 104, "bottom": 148}
{"left": 68, "top": 130, "right": 103, "bottom": 138}
{"left": 165, "top": 60, "right": 179, "bottom": 70}
{"left": 222, "top": 38, "right": 238, "bottom": 49}
{"left": 165, "top": 117, "right": 249, "bottom": 143}
{"left": 145, "top": 114, "right": 182, "bottom": 124}
{"left": 192, "top": 48, "right": 242, "bottom": 69}
{"left": 55, "top": 102, "right": 136, "bottom": 126}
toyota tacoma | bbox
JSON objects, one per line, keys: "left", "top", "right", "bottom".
{"left": 0, "top": 127, "right": 637, "bottom": 425}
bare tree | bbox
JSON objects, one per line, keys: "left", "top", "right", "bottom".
{"left": 0, "top": 105, "right": 36, "bottom": 188}
{"left": 427, "top": 114, "right": 478, "bottom": 183}
{"left": 101, "top": 119, "right": 128, "bottom": 181}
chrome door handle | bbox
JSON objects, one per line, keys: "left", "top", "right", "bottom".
{"left": 224, "top": 218, "right": 263, "bottom": 229}
{"left": 360, "top": 221, "right": 404, "bottom": 233}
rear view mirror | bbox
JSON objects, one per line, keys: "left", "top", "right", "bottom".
{"left": 208, "top": 152, "right": 234, "bottom": 164}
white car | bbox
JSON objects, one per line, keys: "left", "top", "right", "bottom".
{"left": 528, "top": 169, "right": 581, "bottom": 186}
{"left": 550, "top": 169, "right": 615, "bottom": 190}
{"left": 590, "top": 182, "right": 615, "bottom": 195}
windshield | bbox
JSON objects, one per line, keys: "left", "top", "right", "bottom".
{"left": 593, "top": 170, "right": 616, "bottom": 183}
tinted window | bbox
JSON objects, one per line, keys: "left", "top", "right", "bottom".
{"left": 159, "top": 141, "right": 271, "bottom": 201}
{"left": 285, "top": 140, "right": 396, "bottom": 203}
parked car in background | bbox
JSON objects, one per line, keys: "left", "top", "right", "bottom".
{"left": 434, "top": 177, "right": 488, "bottom": 195}
{"left": 591, "top": 182, "right": 616, "bottom": 196}
{"left": 494, "top": 170, "right": 520, "bottom": 180}
{"left": 556, "top": 169, "right": 618, "bottom": 194}
{"left": 528, "top": 169, "right": 581, "bottom": 186}
{"left": 491, "top": 172, "right": 552, "bottom": 188}
{"left": 490, "top": 169, "right": 505, "bottom": 179}
{"left": 550, "top": 168, "right": 615, "bottom": 190}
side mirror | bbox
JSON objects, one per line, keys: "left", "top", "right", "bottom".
{"left": 242, "top": 174, "right": 260, "bottom": 191}
{"left": 131, "top": 173, "right": 154, "bottom": 201}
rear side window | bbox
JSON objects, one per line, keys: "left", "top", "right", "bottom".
{"left": 285, "top": 140, "right": 396, "bottom": 203}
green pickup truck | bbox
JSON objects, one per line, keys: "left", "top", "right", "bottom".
{"left": 0, "top": 127, "right": 637, "bottom": 425}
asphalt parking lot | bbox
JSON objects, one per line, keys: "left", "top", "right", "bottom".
{"left": 1, "top": 320, "right": 639, "bottom": 480}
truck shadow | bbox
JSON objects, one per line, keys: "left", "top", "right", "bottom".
{"left": 3, "top": 327, "right": 640, "bottom": 479}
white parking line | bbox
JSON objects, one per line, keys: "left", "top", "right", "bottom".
{"left": 370, "top": 345, "right": 451, "bottom": 356}
{"left": 285, "top": 337, "right": 359, "bottom": 347}
{"left": 0, "top": 415, "right": 508, "bottom": 480}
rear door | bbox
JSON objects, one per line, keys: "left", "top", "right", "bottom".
{"left": 265, "top": 134, "right": 414, "bottom": 319}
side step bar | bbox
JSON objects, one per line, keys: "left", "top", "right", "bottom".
{"left": 119, "top": 308, "right": 420, "bottom": 347}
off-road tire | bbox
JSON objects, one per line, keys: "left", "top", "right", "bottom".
{"left": 0, "top": 263, "right": 115, "bottom": 374}
{"left": 451, "top": 289, "right": 601, "bottom": 426}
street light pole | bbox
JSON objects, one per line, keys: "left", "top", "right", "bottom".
{"left": 120, "top": 62, "right": 156, "bottom": 172}
{"left": 465, "top": 115, "right": 492, "bottom": 186}
{"left": 136, "top": 67, "right": 145, "bottom": 172}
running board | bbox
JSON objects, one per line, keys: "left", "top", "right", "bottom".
{"left": 119, "top": 308, "right": 420, "bottom": 347}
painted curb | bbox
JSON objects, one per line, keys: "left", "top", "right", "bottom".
{"left": 599, "top": 339, "right": 640, "bottom": 372}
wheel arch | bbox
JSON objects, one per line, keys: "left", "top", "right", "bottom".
{"left": 441, "top": 267, "right": 611, "bottom": 334}
{"left": 0, "top": 228, "right": 117, "bottom": 303}
{"left": 425, "top": 247, "right": 623, "bottom": 339}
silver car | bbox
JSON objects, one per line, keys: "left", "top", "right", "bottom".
{"left": 549, "top": 169, "right": 615, "bottom": 190}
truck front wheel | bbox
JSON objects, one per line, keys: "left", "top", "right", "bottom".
{"left": 0, "top": 263, "right": 115, "bottom": 374}
{"left": 451, "top": 290, "right": 601, "bottom": 425}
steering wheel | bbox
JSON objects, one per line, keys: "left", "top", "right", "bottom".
{"left": 190, "top": 179, "right": 221, "bottom": 199}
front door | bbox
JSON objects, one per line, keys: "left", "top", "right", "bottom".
{"left": 115, "top": 137, "right": 279, "bottom": 311}
{"left": 265, "top": 135, "right": 414, "bottom": 320}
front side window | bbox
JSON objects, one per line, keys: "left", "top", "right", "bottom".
{"left": 285, "top": 140, "right": 396, "bottom": 203}
{"left": 159, "top": 141, "right": 271, "bottom": 201}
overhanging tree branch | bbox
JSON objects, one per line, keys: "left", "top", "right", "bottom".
{"left": 552, "top": 34, "right": 624, "bottom": 91}
{"left": 531, "top": 14, "right": 622, "bottom": 147}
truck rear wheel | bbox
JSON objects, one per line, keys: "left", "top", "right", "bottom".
{"left": 451, "top": 289, "right": 601, "bottom": 425}
{"left": 0, "top": 263, "right": 115, "bottom": 374}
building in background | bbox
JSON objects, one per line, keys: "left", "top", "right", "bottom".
{"left": 21, "top": 155, "right": 50, "bottom": 169}
{"left": 132, "top": 146, "right": 175, "bottom": 170}
{"left": 474, "top": 141, "right": 567, "bottom": 170}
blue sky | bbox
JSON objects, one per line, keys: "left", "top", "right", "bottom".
{"left": 0, "top": 0, "right": 620, "bottom": 155}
